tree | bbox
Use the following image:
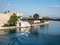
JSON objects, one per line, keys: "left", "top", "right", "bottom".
{"left": 7, "top": 10, "right": 10, "bottom": 13}
{"left": 4, "top": 11, "right": 7, "bottom": 14}
{"left": 8, "top": 13, "right": 18, "bottom": 26}
{"left": 43, "top": 16, "right": 49, "bottom": 19}
{"left": 29, "top": 16, "right": 32, "bottom": 19}
{"left": 4, "top": 10, "right": 10, "bottom": 14}
{"left": 33, "top": 14, "right": 40, "bottom": 19}
{"left": 2, "top": 23, "right": 9, "bottom": 27}
{"left": 42, "top": 16, "right": 49, "bottom": 21}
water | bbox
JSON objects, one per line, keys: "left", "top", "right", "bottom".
{"left": 0, "top": 21, "right": 60, "bottom": 45}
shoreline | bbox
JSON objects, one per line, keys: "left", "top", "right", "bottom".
{"left": 0, "top": 21, "right": 50, "bottom": 30}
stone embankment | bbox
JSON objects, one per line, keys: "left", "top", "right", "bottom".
{"left": 0, "top": 21, "right": 50, "bottom": 30}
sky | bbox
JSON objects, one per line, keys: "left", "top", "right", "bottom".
{"left": 0, "top": 0, "right": 60, "bottom": 17}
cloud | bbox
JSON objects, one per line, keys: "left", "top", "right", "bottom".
{"left": 7, "top": 4, "right": 12, "bottom": 7}
{"left": 51, "top": 5, "right": 60, "bottom": 8}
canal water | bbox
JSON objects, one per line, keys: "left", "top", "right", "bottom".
{"left": 0, "top": 21, "right": 60, "bottom": 45}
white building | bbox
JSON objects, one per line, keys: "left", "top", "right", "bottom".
{"left": 17, "top": 20, "right": 31, "bottom": 27}
{"left": 33, "top": 20, "right": 40, "bottom": 24}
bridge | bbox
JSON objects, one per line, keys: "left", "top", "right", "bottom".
{"left": 21, "top": 18, "right": 60, "bottom": 21}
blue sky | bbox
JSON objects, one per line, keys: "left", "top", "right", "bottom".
{"left": 0, "top": 0, "right": 60, "bottom": 17}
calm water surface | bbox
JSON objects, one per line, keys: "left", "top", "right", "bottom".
{"left": 0, "top": 21, "right": 60, "bottom": 45}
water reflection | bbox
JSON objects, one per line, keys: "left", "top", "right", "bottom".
{"left": 30, "top": 25, "right": 40, "bottom": 37}
{"left": 40, "top": 24, "right": 49, "bottom": 30}
{"left": 0, "top": 29, "right": 17, "bottom": 35}
{"left": 9, "top": 28, "right": 17, "bottom": 34}
{"left": 0, "top": 27, "right": 31, "bottom": 45}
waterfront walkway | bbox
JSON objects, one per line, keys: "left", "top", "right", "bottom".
{"left": 0, "top": 21, "right": 49, "bottom": 30}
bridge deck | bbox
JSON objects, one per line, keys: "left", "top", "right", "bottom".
{"left": 21, "top": 18, "right": 60, "bottom": 21}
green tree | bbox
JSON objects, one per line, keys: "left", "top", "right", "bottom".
{"left": 8, "top": 13, "right": 18, "bottom": 26}
{"left": 43, "top": 16, "right": 49, "bottom": 19}
{"left": 7, "top": 10, "right": 10, "bottom": 13}
{"left": 42, "top": 16, "right": 49, "bottom": 21}
{"left": 29, "top": 16, "right": 32, "bottom": 19}
{"left": 4, "top": 11, "right": 7, "bottom": 14}
{"left": 2, "top": 23, "right": 9, "bottom": 27}
{"left": 33, "top": 14, "right": 40, "bottom": 19}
